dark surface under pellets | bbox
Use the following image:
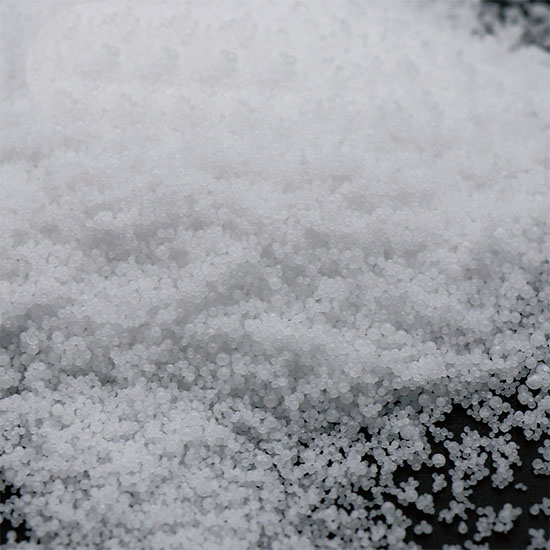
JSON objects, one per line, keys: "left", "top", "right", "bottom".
{"left": 2, "top": 405, "right": 548, "bottom": 549}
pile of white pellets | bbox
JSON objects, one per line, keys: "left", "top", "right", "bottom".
{"left": 1, "top": 1, "right": 549, "bottom": 548}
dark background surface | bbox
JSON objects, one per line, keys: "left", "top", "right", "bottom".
{"left": 478, "top": 0, "right": 550, "bottom": 52}
{"left": 2, "top": 403, "right": 549, "bottom": 548}
{"left": 403, "top": 404, "right": 549, "bottom": 550}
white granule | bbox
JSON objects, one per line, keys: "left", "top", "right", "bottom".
{"left": 432, "top": 453, "right": 446, "bottom": 468}
{"left": 1, "top": 0, "right": 549, "bottom": 549}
